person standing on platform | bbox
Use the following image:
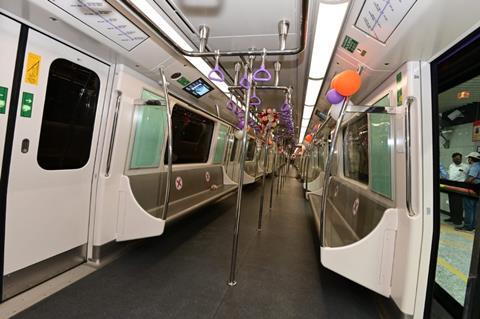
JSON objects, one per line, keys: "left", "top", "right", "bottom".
{"left": 447, "top": 153, "right": 468, "bottom": 225}
{"left": 457, "top": 152, "right": 480, "bottom": 231}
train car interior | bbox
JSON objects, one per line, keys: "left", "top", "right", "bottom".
{"left": 0, "top": 0, "right": 480, "bottom": 318}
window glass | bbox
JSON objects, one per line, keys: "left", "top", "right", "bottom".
{"left": 130, "top": 89, "right": 167, "bottom": 169}
{"left": 213, "top": 124, "right": 229, "bottom": 164}
{"left": 166, "top": 105, "right": 214, "bottom": 164}
{"left": 369, "top": 94, "right": 393, "bottom": 198}
{"left": 37, "top": 59, "right": 100, "bottom": 170}
{"left": 343, "top": 115, "right": 369, "bottom": 184}
{"left": 230, "top": 138, "right": 238, "bottom": 161}
{"left": 246, "top": 138, "right": 256, "bottom": 161}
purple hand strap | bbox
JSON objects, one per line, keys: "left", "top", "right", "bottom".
{"left": 208, "top": 66, "right": 225, "bottom": 82}
{"left": 253, "top": 65, "right": 272, "bottom": 82}
{"left": 239, "top": 73, "right": 251, "bottom": 89}
{"left": 208, "top": 51, "right": 225, "bottom": 82}
{"left": 226, "top": 99, "right": 236, "bottom": 111}
{"left": 250, "top": 94, "right": 261, "bottom": 106}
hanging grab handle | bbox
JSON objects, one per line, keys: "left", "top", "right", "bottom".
{"left": 239, "top": 63, "right": 251, "bottom": 89}
{"left": 250, "top": 87, "right": 261, "bottom": 106}
{"left": 227, "top": 96, "right": 237, "bottom": 111}
{"left": 208, "top": 50, "right": 225, "bottom": 82}
{"left": 253, "top": 49, "right": 272, "bottom": 82}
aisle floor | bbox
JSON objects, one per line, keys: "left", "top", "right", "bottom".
{"left": 14, "top": 170, "right": 380, "bottom": 319}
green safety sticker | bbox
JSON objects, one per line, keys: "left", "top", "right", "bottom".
{"left": 396, "top": 72, "right": 402, "bottom": 83}
{"left": 176, "top": 76, "right": 191, "bottom": 87}
{"left": 397, "top": 88, "right": 403, "bottom": 106}
{"left": 341, "top": 35, "right": 358, "bottom": 53}
{"left": 0, "top": 86, "right": 7, "bottom": 114}
{"left": 21, "top": 92, "right": 34, "bottom": 118}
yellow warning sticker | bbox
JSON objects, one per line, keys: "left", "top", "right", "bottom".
{"left": 25, "top": 52, "right": 41, "bottom": 86}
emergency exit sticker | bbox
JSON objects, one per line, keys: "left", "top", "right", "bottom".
{"left": 0, "top": 86, "right": 8, "bottom": 114}
{"left": 20, "top": 92, "right": 34, "bottom": 118}
{"left": 25, "top": 52, "right": 41, "bottom": 85}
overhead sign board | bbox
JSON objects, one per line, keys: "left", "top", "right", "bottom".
{"left": 48, "top": 0, "right": 149, "bottom": 51}
{"left": 355, "top": 0, "right": 417, "bottom": 43}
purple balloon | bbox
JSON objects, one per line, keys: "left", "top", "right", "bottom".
{"left": 326, "top": 89, "right": 344, "bottom": 105}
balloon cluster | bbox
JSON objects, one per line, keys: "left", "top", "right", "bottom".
{"left": 258, "top": 108, "right": 279, "bottom": 132}
{"left": 304, "top": 69, "right": 362, "bottom": 143}
{"left": 326, "top": 69, "right": 362, "bottom": 105}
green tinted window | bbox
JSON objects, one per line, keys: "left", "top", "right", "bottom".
{"left": 369, "top": 94, "right": 392, "bottom": 198}
{"left": 213, "top": 124, "right": 229, "bottom": 164}
{"left": 130, "top": 89, "right": 167, "bottom": 169}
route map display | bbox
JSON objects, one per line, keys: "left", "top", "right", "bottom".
{"left": 48, "top": 0, "right": 149, "bottom": 51}
{"left": 355, "top": 0, "right": 417, "bottom": 43}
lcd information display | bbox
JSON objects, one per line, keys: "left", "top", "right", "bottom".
{"left": 183, "top": 78, "right": 214, "bottom": 98}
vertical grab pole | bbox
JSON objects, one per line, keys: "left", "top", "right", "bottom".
{"left": 257, "top": 130, "right": 270, "bottom": 231}
{"left": 269, "top": 149, "right": 277, "bottom": 210}
{"left": 228, "top": 67, "right": 253, "bottom": 287}
{"left": 160, "top": 68, "right": 173, "bottom": 221}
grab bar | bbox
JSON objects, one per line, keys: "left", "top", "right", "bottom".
{"left": 160, "top": 68, "right": 173, "bottom": 221}
{"left": 105, "top": 90, "right": 122, "bottom": 177}
{"left": 405, "top": 96, "right": 415, "bottom": 216}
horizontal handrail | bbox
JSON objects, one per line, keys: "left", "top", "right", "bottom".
{"left": 121, "top": 0, "right": 309, "bottom": 57}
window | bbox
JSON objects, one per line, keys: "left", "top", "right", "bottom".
{"left": 166, "top": 105, "right": 214, "bottom": 164}
{"left": 343, "top": 115, "right": 369, "bottom": 184}
{"left": 130, "top": 90, "right": 167, "bottom": 169}
{"left": 37, "top": 59, "right": 100, "bottom": 170}
{"left": 246, "top": 138, "right": 256, "bottom": 161}
{"left": 369, "top": 94, "right": 392, "bottom": 198}
{"left": 230, "top": 138, "right": 238, "bottom": 161}
{"left": 213, "top": 124, "right": 229, "bottom": 164}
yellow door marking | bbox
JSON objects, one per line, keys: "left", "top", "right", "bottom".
{"left": 437, "top": 257, "right": 468, "bottom": 283}
{"left": 25, "top": 52, "right": 41, "bottom": 85}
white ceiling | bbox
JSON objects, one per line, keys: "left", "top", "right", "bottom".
{"left": 307, "top": 0, "right": 480, "bottom": 134}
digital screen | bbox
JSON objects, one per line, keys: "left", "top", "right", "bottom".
{"left": 183, "top": 78, "right": 214, "bottom": 98}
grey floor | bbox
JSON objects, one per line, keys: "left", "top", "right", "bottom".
{"left": 14, "top": 169, "right": 381, "bottom": 319}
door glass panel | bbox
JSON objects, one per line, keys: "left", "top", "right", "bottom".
{"left": 369, "top": 94, "right": 393, "bottom": 199}
{"left": 37, "top": 58, "right": 100, "bottom": 170}
{"left": 434, "top": 34, "right": 480, "bottom": 310}
{"left": 130, "top": 90, "right": 167, "bottom": 169}
{"left": 213, "top": 124, "right": 229, "bottom": 164}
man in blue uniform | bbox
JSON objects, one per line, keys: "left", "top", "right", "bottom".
{"left": 456, "top": 152, "right": 480, "bottom": 231}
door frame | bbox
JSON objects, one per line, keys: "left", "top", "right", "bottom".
{"left": 427, "top": 25, "right": 480, "bottom": 318}
{"left": 0, "top": 12, "right": 113, "bottom": 300}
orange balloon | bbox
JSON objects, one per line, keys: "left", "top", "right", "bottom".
{"left": 330, "top": 73, "right": 341, "bottom": 89}
{"left": 331, "top": 70, "right": 361, "bottom": 97}
{"left": 305, "top": 134, "right": 313, "bottom": 143}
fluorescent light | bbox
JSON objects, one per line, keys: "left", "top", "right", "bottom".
{"left": 299, "top": 127, "right": 307, "bottom": 141}
{"left": 309, "top": 2, "right": 349, "bottom": 79}
{"left": 304, "top": 80, "right": 323, "bottom": 105}
{"left": 302, "top": 105, "right": 314, "bottom": 119}
{"left": 302, "top": 118, "right": 310, "bottom": 127}
{"left": 299, "top": 1, "right": 348, "bottom": 141}
{"left": 131, "top": 0, "right": 231, "bottom": 94}
{"left": 131, "top": 0, "right": 191, "bottom": 50}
